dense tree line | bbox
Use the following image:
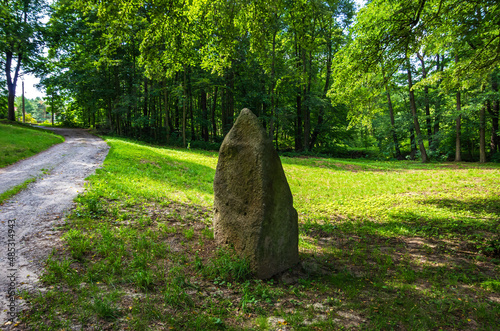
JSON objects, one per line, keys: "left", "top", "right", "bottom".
{"left": 1, "top": 0, "right": 45, "bottom": 121}
{"left": 1, "top": 0, "right": 499, "bottom": 162}
{"left": 330, "top": 0, "right": 500, "bottom": 162}
{"left": 33, "top": 0, "right": 356, "bottom": 153}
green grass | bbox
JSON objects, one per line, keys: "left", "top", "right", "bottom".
{"left": 20, "top": 136, "right": 500, "bottom": 330}
{"left": 0, "top": 177, "right": 36, "bottom": 204}
{"left": 0, "top": 121, "right": 64, "bottom": 168}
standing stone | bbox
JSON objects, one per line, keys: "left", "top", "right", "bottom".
{"left": 214, "top": 108, "right": 299, "bottom": 279}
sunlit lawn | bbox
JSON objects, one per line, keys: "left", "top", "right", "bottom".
{"left": 0, "top": 121, "right": 64, "bottom": 168}
{"left": 21, "top": 136, "right": 500, "bottom": 330}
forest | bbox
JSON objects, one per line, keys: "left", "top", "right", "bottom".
{"left": 2, "top": 1, "right": 500, "bottom": 329}
{"left": 1, "top": 0, "right": 500, "bottom": 162}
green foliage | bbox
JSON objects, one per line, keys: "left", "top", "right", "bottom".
{"left": 330, "top": 0, "right": 500, "bottom": 162}
{"left": 39, "top": 0, "right": 357, "bottom": 153}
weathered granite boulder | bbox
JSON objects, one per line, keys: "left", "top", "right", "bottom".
{"left": 213, "top": 108, "right": 299, "bottom": 279}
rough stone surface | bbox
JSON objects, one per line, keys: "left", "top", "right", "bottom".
{"left": 213, "top": 108, "right": 299, "bottom": 279}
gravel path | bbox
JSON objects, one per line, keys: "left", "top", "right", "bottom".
{"left": 0, "top": 128, "right": 109, "bottom": 326}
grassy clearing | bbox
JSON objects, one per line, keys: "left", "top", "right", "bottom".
{"left": 19, "top": 137, "right": 500, "bottom": 330}
{"left": 0, "top": 121, "right": 64, "bottom": 168}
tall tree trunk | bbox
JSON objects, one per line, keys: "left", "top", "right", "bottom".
{"left": 296, "top": 93, "right": 303, "bottom": 151}
{"left": 491, "top": 105, "right": 500, "bottom": 154}
{"left": 5, "top": 52, "right": 22, "bottom": 121}
{"left": 269, "top": 29, "right": 277, "bottom": 140}
{"left": 22, "top": 80, "right": 25, "bottom": 123}
{"left": 432, "top": 54, "right": 443, "bottom": 151}
{"left": 228, "top": 67, "right": 235, "bottom": 133}
{"left": 211, "top": 86, "right": 218, "bottom": 140}
{"left": 480, "top": 103, "right": 486, "bottom": 163}
{"left": 222, "top": 68, "right": 234, "bottom": 137}
{"left": 406, "top": 58, "right": 428, "bottom": 162}
{"left": 182, "top": 66, "right": 187, "bottom": 147}
{"left": 310, "top": 21, "right": 333, "bottom": 149}
{"left": 303, "top": 50, "right": 311, "bottom": 151}
{"left": 386, "top": 85, "right": 402, "bottom": 159}
{"left": 188, "top": 68, "right": 195, "bottom": 141}
{"left": 51, "top": 93, "right": 55, "bottom": 126}
{"left": 143, "top": 78, "right": 148, "bottom": 117}
{"left": 221, "top": 83, "right": 227, "bottom": 136}
{"left": 152, "top": 82, "right": 157, "bottom": 140}
{"left": 409, "top": 126, "right": 417, "bottom": 160}
{"left": 382, "top": 67, "right": 402, "bottom": 159}
{"left": 295, "top": 42, "right": 303, "bottom": 152}
{"left": 490, "top": 74, "right": 499, "bottom": 153}
{"left": 455, "top": 114, "right": 462, "bottom": 162}
{"left": 417, "top": 53, "right": 432, "bottom": 149}
{"left": 163, "top": 80, "right": 170, "bottom": 141}
{"left": 454, "top": 56, "right": 462, "bottom": 162}
{"left": 201, "top": 88, "right": 208, "bottom": 142}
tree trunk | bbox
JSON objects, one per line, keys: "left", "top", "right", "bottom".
{"left": 294, "top": 34, "right": 303, "bottom": 152}
{"left": 386, "top": 85, "right": 402, "bottom": 159}
{"left": 201, "top": 88, "right": 208, "bottom": 142}
{"left": 490, "top": 74, "right": 499, "bottom": 153}
{"left": 222, "top": 68, "right": 234, "bottom": 137}
{"left": 5, "top": 52, "right": 22, "bottom": 121}
{"left": 163, "top": 81, "right": 170, "bottom": 141}
{"left": 417, "top": 53, "right": 432, "bottom": 149}
{"left": 382, "top": 67, "right": 402, "bottom": 159}
{"left": 455, "top": 56, "right": 462, "bottom": 162}
{"left": 51, "top": 93, "right": 55, "bottom": 126}
{"left": 310, "top": 22, "right": 332, "bottom": 149}
{"left": 188, "top": 68, "right": 195, "bottom": 141}
{"left": 432, "top": 54, "right": 443, "bottom": 151}
{"left": 455, "top": 114, "right": 462, "bottom": 162}
{"left": 296, "top": 93, "right": 303, "bottom": 151}
{"left": 302, "top": 50, "right": 311, "bottom": 151}
{"left": 269, "top": 29, "right": 277, "bottom": 140}
{"left": 221, "top": 83, "right": 227, "bottom": 136}
{"left": 227, "top": 68, "right": 235, "bottom": 133}
{"left": 22, "top": 81, "right": 25, "bottom": 123}
{"left": 143, "top": 78, "right": 148, "bottom": 117}
{"left": 491, "top": 106, "right": 499, "bottom": 154}
{"left": 211, "top": 86, "right": 218, "bottom": 140}
{"left": 406, "top": 58, "right": 428, "bottom": 162}
{"left": 409, "top": 126, "right": 417, "bottom": 160}
{"left": 182, "top": 66, "right": 187, "bottom": 147}
{"left": 480, "top": 103, "right": 486, "bottom": 163}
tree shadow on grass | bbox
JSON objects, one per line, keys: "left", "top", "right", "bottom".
{"left": 290, "top": 219, "right": 500, "bottom": 330}
{"left": 280, "top": 157, "right": 500, "bottom": 173}
{"left": 419, "top": 196, "right": 500, "bottom": 217}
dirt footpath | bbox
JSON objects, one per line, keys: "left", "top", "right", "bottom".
{"left": 0, "top": 128, "right": 109, "bottom": 326}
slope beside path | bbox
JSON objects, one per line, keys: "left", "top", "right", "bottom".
{"left": 0, "top": 128, "right": 109, "bottom": 326}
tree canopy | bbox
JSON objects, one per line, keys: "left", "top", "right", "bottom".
{"left": 1, "top": 0, "right": 499, "bottom": 162}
